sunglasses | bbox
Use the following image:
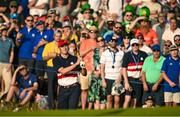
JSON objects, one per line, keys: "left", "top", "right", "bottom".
{"left": 84, "top": 11, "right": 91, "bottom": 14}
{"left": 126, "top": 14, "right": 133, "bottom": 17}
{"left": 10, "top": 6, "right": 17, "bottom": 8}
{"left": 97, "top": 39, "right": 104, "bottom": 42}
{"left": 153, "top": 49, "right": 160, "bottom": 52}
{"left": 174, "top": 38, "right": 180, "bottom": 41}
{"left": 164, "top": 44, "right": 171, "bottom": 47}
{"left": 26, "top": 19, "right": 33, "bottom": 22}
{"left": 132, "top": 43, "right": 139, "bottom": 47}
{"left": 115, "top": 26, "right": 122, "bottom": 29}
{"left": 89, "top": 30, "right": 98, "bottom": 34}
{"left": 110, "top": 39, "right": 118, "bottom": 43}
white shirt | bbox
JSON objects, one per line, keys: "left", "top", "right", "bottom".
{"left": 29, "top": 0, "right": 48, "bottom": 16}
{"left": 162, "top": 28, "right": 180, "bottom": 44}
{"left": 100, "top": 48, "right": 124, "bottom": 80}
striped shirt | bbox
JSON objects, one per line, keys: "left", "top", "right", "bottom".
{"left": 122, "top": 50, "right": 148, "bottom": 78}
{"left": 53, "top": 54, "right": 80, "bottom": 86}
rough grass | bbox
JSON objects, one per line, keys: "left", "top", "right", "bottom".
{"left": 0, "top": 106, "right": 180, "bottom": 116}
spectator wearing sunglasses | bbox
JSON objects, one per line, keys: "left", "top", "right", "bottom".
{"left": 162, "top": 17, "right": 180, "bottom": 45}
{"left": 104, "top": 22, "right": 123, "bottom": 46}
{"left": 16, "top": 15, "right": 37, "bottom": 73}
{"left": 162, "top": 40, "right": 172, "bottom": 58}
{"left": 161, "top": 45, "right": 180, "bottom": 107}
{"left": 79, "top": 25, "right": 97, "bottom": 110}
{"left": 100, "top": 35, "right": 124, "bottom": 109}
{"left": 141, "top": 44, "right": 165, "bottom": 106}
{"left": 122, "top": 38, "right": 148, "bottom": 109}
{"left": 174, "top": 35, "right": 180, "bottom": 56}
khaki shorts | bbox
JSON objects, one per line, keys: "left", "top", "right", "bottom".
{"left": 0, "top": 63, "right": 12, "bottom": 97}
{"left": 79, "top": 73, "right": 90, "bottom": 90}
{"left": 164, "top": 92, "right": 180, "bottom": 103}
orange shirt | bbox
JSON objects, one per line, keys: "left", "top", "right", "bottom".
{"left": 136, "top": 29, "right": 158, "bottom": 46}
{"left": 80, "top": 39, "right": 97, "bottom": 73}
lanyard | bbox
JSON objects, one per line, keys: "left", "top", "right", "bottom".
{"left": 108, "top": 48, "right": 117, "bottom": 68}
{"left": 131, "top": 52, "right": 139, "bottom": 70}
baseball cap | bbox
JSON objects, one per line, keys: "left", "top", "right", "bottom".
{"left": 104, "top": 34, "right": 113, "bottom": 43}
{"left": 62, "top": 21, "right": 71, "bottom": 28}
{"left": 36, "top": 21, "right": 44, "bottom": 26}
{"left": 10, "top": 1, "right": 18, "bottom": 7}
{"left": 48, "top": 8, "right": 56, "bottom": 14}
{"left": 145, "top": 96, "right": 153, "bottom": 101}
{"left": 130, "top": 38, "right": 139, "bottom": 45}
{"left": 151, "top": 44, "right": 160, "bottom": 51}
{"left": 169, "top": 45, "right": 178, "bottom": 51}
{"left": 58, "top": 40, "right": 69, "bottom": 47}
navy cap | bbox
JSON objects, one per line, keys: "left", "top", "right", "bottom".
{"left": 152, "top": 44, "right": 160, "bottom": 51}
{"left": 36, "top": 21, "right": 44, "bottom": 26}
{"left": 104, "top": 34, "right": 113, "bottom": 43}
{"left": 145, "top": 96, "right": 153, "bottom": 101}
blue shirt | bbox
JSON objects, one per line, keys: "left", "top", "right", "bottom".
{"left": 0, "top": 37, "right": 14, "bottom": 63}
{"left": 33, "top": 29, "right": 54, "bottom": 60}
{"left": 161, "top": 56, "right": 180, "bottom": 92}
{"left": 17, "top": 74, "right": 37, "bottom": 89}
{"left": 18, "top": 26, "right": 37, "bottom": 59}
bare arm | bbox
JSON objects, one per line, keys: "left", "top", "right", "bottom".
{"left": 67, "top": 0, "right": 72, "bottom": 10}
{"left": 28, "top": 0, "right": 36, "bottom": 9}
{"left": 129, "top": 16, "right": 146, "bottom": 31}
{"left": 161, "top": 72, "right": 176, "bottom": 87}
{"left": 122, "top": 67, "right": 130, "bottom": 90}
{"left": 9, "top": 48, "right": 14, "bottom": 64}
{"left": 25, "top": 82, "right": 38, "bottom": 91}
{"left": 100, "top": 63, "right": 107, "bottom": 87}
{"left": 141, "top": 71, "right": 148, "bottom": 91}
{"left": 0, "top": 13, "right": 10, "bottom": 23}
{"left": 15, "top": 32, "right": 23, "bottom": 47}
{"left": 11, "top": 65, "right": 26, "bottom": 85}
{"left": 32, "top": 3, "right": 47, "bottom": 9}
{"left": 49, "top": 0, "right": 55, "bottom": 8}
{"left": 100, "top": 63, "right": 105, "bottom": 81}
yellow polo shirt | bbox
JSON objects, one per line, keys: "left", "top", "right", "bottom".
{"left": 61, "top": 34, "right": 79, "bottom": 43}
{"left": 42, "top": 41, "right": 60, "bottom": 67}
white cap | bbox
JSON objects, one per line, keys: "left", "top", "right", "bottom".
{"left": 62, "top": 21, "right": 71, "bottom": 28}
{"left": 130, "top": 38, "right": 139, "bottom": 45}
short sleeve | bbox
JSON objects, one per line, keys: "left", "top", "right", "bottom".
{"left": 121, "top": 53, "right": 129, "bottom": 68}
{"left": 142, "top": 57, "right": 148, "bottom": 72}
{"left": 100, "top": 51, "right": 106, "bottom": 64}
{"left": 161, "top": 59, "right": 168, "bottom": 73}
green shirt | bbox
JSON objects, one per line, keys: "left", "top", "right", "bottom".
{"left": 142, "top": 55, "right": 165, "bottom": 83}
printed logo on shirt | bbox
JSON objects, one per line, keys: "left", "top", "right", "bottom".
{"left": 169, "top": 63, "right": 173, "bottom": 66}
{"left": 32, "top": 33, "right": 35, "bottom": 37}
{"left": 44, "top": 35, "right": 47, "bottom": 39}
{"left": 140, "top": 57, "right": 143, "bottom": 61}
{"left": 29, "top": 80, "right": 32, "bottom": 86}
{"left": 70, "top": 62, "right": 74, "bottom": 65}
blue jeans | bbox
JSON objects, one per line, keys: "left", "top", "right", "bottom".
{"left": 57, "top": 83, "right": 80, "bottom": 109}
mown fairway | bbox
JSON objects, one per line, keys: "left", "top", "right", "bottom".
{"left": 0, "top": 107, "right": 180, "bottom": 116}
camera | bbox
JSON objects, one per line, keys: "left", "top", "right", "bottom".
{"left": 80, "top": 60, "right": 85, "bottom": 68}
{"left": 81, "top": 33, "right": 89, "bottom": 38}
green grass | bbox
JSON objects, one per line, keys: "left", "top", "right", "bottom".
{"left": 0, "top": 107, "right": 180, "bottom": 116}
